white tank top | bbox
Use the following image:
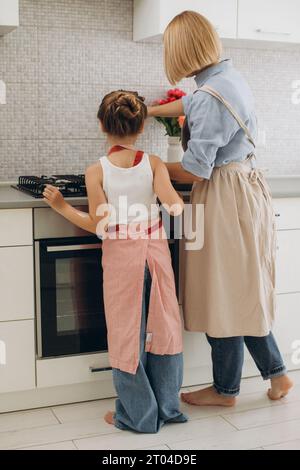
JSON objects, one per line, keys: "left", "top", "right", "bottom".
{"left": 99, "top": 153, "right": 160, "bottom": 226}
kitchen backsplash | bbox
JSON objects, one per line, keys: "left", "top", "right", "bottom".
{"left": 0, "top": 0, "right": 300, "bottom": 181}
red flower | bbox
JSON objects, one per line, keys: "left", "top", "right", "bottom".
{"left": 178, "top": 116, "right": 185, "bottom": 128}
{"left": 167, "top": 88, "right": 186, "bottom": 99}
{"left": 154, "top": 88, "right": 186, "bottom": 137}
{"left": 156, "top": 89, "right": 186, "bottom": 106}
{"left": 158, "top": 99, "right": 168, "bottom": 105}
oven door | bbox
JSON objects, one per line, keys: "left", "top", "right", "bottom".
{"left": 35, "top": 236, "right": 107, "bottom": 358}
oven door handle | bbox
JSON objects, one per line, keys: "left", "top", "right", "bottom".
{"left": 47, "top": 243, "right": 102, "bottom": 252}
{"left": 90, "top": 366, "right": 112, "bottom": 373}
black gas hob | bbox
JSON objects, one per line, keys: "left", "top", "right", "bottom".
{"left": 12, "top": 174, "right": 192, "bottom": 199}
{"left": 12, "top": 175, "right": 87, "bottom": 198}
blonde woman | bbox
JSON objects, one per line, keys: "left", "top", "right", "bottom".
{"left": 148, "top": 11, "right": 293, "bottom": 406}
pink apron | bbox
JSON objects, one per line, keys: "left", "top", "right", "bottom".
{"left": 102, "top": 224, "right": 183, "bottom": 374}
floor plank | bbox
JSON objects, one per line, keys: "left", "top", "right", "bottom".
{"left": 0, "top": 417, "right": 120, "bottom": 450}
{"left": 52, "top": 398, "right": 116, "bottom": 424}
{"left": 74, "top": 416, "right": 235, "bottom": 450}
{"left": 139, "top": 444, "right": 170, "bottom": 450}
{"left": 168, "top": 417, "right": 300, "bottom": 450}
{"left": 263, "top": 439, "right": 300, "bottom": 450}
{"left": 0, "top": 408, "right": 58, "bottom": 433}
{"left": 20, "top": 440, "right": 77, "bottom": 450}
{"left": 223, "top": 400, "right": 300, "bottom": 430}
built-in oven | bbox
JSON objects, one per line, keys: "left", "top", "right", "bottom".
{"left": 34, "top": 207, "right": 108, "bottom": 358}
{"left": 34, "top": 207, "right": 180, "bottom": 359}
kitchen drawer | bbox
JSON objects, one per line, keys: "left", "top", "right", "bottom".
{"left": 276, "top": 230, "right": 300, "bottom": 294}
{"left": 0, "top": 246, "right": 34, "bottom": 322}
{"left": 0, "top": 319, "right": 35, "bottom": 393}
{"left": 0, "top": 209, "right": 33, "bottom": 246}
{"left": 273, "top": 198, "right": 300, "bottom": 230}
{"left": 36, "top": 352, "right": 111, "bottom": 388}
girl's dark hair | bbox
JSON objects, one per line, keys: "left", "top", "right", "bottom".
{"left": 97, "top": 90, "right": 147, "bottom": 137}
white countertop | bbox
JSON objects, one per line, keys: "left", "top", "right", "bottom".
{"left": 0, "top": 175, "right": 300, "bottom": 209}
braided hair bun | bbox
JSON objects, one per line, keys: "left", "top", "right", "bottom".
{"left": 98, "top": 90, "right": 147, "bottom": 137}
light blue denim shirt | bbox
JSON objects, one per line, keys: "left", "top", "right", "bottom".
{"left": 181, "top": 59, "right": 257, "bottom": 179}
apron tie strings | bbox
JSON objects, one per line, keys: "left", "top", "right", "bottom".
{"left": 108, "top": 145, "right": 144, "bottom": 166}
{"left": 246, "top": 152, "right": 259, "bottom": 184}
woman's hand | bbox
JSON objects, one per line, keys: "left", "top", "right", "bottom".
{"left": 43, "top": 185, "right": 67, "bottom": 212}
{"left": 147, "top": 106, "right": 155, "bottom": 117}
{"left": 147, "top": 99, "right": 184, "bottom": 118}
{"left": 165, "top": 162, "right": 204, "bottom": 183}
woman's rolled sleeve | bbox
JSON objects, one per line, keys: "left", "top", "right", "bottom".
{"left": 182, "top": 94, "right": 193, "bottom": 116}
{"left": 181, "top": 91, "right": 237, "bottom": 180}
{"left": 182, "top": 143, "right": 214, "bottom": 179}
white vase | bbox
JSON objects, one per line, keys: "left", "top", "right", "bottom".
{"left": 167, "top": 136, "right": 183, "bottom": 163}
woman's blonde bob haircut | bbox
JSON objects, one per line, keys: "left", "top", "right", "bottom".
{"left": 164, "top": 10, "right": 222, "bottom": 85}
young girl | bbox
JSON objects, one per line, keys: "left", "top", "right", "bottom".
{"left": 43, "top": 90, "right": 188, "bottom": 433}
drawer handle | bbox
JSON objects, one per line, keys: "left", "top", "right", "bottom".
{"left": 255, "top": 28, "right": 291, "bottom": 36}
{"left": 47, "top": 243, "right": 101, "bottom": 252}
{"left": 89, "top": 366, "right": 112, "bottom": 373}
{"left": 275, "top": 213, "right": 281, "bottom": 217}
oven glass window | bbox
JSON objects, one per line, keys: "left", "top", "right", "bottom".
{"left": 39, "top": 237, "right": 107, "bottom": 357}
{"left": 55, "top": 257, "right": 102, "bottom": 333}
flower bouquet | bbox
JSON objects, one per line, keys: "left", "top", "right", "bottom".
{"left": 155, "top": 88, "right": 186, "bottom": 137}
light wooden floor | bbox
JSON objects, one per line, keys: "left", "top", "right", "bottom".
{"left": 1, "top": 370, "right": 300, "bottom": 450}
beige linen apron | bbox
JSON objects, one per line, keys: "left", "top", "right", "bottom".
{"left": 183, "top": 85, "right": 276, "bottom": 337}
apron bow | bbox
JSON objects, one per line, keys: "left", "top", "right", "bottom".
{"left": 249, "top": 169, "right": 259, "bottom": 184}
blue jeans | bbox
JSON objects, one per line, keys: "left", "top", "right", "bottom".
{"left": 206, "top": 334, "right": 287, "bottom": 396}
{"left": 112, "top": 265, "right": 188, "bottom": 433}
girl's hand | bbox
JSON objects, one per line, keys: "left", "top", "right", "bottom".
{"left": 43, "top": 185, "right": 67, "bottom": 212}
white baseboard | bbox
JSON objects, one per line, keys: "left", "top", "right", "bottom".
{"left": 0, "top": 379, "right": 116, "bottom": 413}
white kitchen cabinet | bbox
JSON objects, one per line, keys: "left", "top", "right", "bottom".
{"left": 273, "top": 293, "right": 300, "bottom": 371}
{"left": 182, "top": 329, "right": 212, "bottom": 387}
{"left": 0, "top": 209, "right": 32, "bottom": 246}
{"left": 0, "top": 320, "right": 35, "bottom": 393}
{"left": 276, "top": 230, "right": 300, "bottom": 294}
{"left": 134, "top": 0, "right": 300, "bottom": 46}
{"left": 134, "top": 0, "right": 237, "bottom": 41}
{"left": 238, "top": 0, "right": 300, "bottom": 44}
{"left": 0, "top": 0, "right": 19, "bottom": 35}
{"left": 36, "top": 352, "right": 111, "bottom": 388}
{"left": 273, "top": 198, "right": 300, "bottom": 230}
{"left": 0, "top": 246, "right": 34, "bottom": 322}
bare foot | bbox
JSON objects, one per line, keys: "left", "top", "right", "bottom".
{"left": 268, "top": 375, "right": 293, "bottom": 400}
{"left": 181, "top": 386, "right": 236, "bottom": 407}
{"left": 104, "top": 410, "right": 115, "bottom": 425}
